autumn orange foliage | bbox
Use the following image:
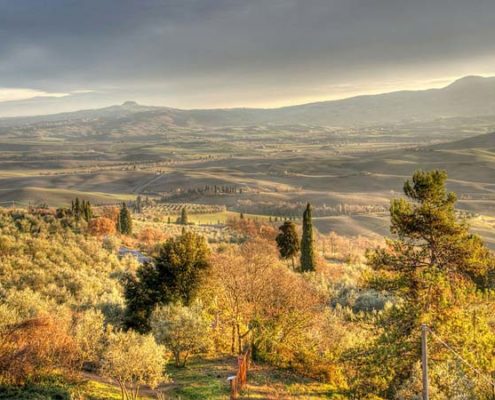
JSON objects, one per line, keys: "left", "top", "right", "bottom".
{"left": 0, "top": 315, "right": 78, "bottom": 384}
{"left": 88, "top": 217, "right": 116, "bottom": 236}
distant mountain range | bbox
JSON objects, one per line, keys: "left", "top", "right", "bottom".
{"left": 2, "top": 75, "right": 495, "bottom": 128}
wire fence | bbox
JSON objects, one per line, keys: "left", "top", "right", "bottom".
{"left": 425, "top": 325, "right": 495, "bottom": 399}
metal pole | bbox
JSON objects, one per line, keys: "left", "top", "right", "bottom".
{"left": 421, "top": 324, "right": 429, "bottom": 400}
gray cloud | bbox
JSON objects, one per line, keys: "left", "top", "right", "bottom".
{"left": 1, "top": 0, "right": 495, "bottom": 114}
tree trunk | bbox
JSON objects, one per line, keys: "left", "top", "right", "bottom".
{"left": 174, "top": 351, "right": 182, "bottom": 367}
{"left": 231, "top": 323, "right": 236, "bottom": 354}
{"left": 236, "top": 322, "right": 242, "bottom": 354}
{"left": 118, "top": 382, "right": 125, "bottom": 400}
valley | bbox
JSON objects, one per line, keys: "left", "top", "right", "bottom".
{"left": 1, "top": 110, "right": 494, "bottom": 245}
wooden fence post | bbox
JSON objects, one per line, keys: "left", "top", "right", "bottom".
{"left": 227, "top": 376, "right": 238, "bottom": 399}
{"left": 228, "top": 348, "right": 250, "bottom": 399}
{"left": 421, "top": 324, "right": 429, "bottom": 400}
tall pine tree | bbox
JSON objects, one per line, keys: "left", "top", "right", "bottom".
{"left": 350, "top": 170, "right": 495, "bottom": 398}
{"left": 300, "top": 203, "right": 315, "bottom": 272}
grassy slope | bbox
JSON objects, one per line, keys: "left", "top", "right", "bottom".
{"left": 0, "top": 358, "right": 338, "bottom": 400}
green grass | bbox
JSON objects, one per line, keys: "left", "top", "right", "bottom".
{"left": 165, "top": 357, "right": 233, "bottom": 399}
{"left": 0, "top": 377, "right": 153, "bottom": 400}
{"left": 163, "top": 357, "right": 339, "bottom": 400}
{"left": 0, "top": 375, "right": 76, "bottom": 400}
{"left": 0, "top": 358, "right": 341, "bottom": 400}
{"left": 83, "top": 380, "right": 141, "bottom": 400}
{"left": 242, "top": 363, "right": 341, "bottom": 400}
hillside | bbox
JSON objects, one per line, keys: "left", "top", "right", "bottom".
{"left": 432, "top": 130, "right": 495, "bottom": 150}
{"left": 2, "top": 76, "right": 495, "bottom": 131}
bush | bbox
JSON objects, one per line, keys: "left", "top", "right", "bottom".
{"left": 0, "top": 315, "right": 78, "bottom": 385}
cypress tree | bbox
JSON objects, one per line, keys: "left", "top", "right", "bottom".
{"left": 180, "top": 207, "right": 188, "bottom": 225}
{"left": 136, "top": 195, "right": 143, "bottom": 213}
{"left": 73, "top": 197, "right": 81, "bottom": 220}
{"left": 118, "top": 202, "right": 132, "bottom": 234}
{"left": 300, "top": 203, "right": 315, "bottom": 272}
{"left": 82, "top": 200, "right": 92, "bottom": 222}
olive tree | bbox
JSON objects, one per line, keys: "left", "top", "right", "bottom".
{"left": 101, "top": 330, "right": 168, "bottom": 400}
{"left": 72, "top": 309, "right": 105, "bottom": 368}
{"left": 151, "top": 302, "right": 210, "bottom": 367}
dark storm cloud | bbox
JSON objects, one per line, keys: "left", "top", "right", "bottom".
{"left": 1, "top": 0, "right": 495, "bottom": 113}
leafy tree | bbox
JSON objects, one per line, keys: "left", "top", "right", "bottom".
{"left": 154, "top": 231, "right": 210, "bottom": 305}
{"left": 124, "top": 231, "right": 211, "bottom": 332}
{"left": 276, "top": 221, "right": 300, "bottom": 269}
{"left": 151, "top": 302, "right": 210, "bottom": 367}
{"left": 124, "top": 263, "right": 160, "bottom": 332}
{"left": 179, "top": 207, "right": 188, "bottom": 225}
{"left": 300, "top": 203, "right": 315, "bottom": 272}
{"left": 211, "top": 240, "right": 322, "bottom": 362}
{"left": 101, "top": 330, "right": 167, "bottom": 400}
{"left": 117, "top": 202, "right": 132, "bottom": 235}
{"left": 88, "top": 217, "right": 116, "bottom": 236}
{"left": 350, "top": 170, "right": 495, "bottom": 398}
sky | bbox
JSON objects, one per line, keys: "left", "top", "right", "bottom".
{"left": 1, "top": 0, "right": 495, "bottom": 116}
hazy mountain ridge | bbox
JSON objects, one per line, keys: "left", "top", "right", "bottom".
{"left": 2, "top": 76, "right": 495, "bottom": 133}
